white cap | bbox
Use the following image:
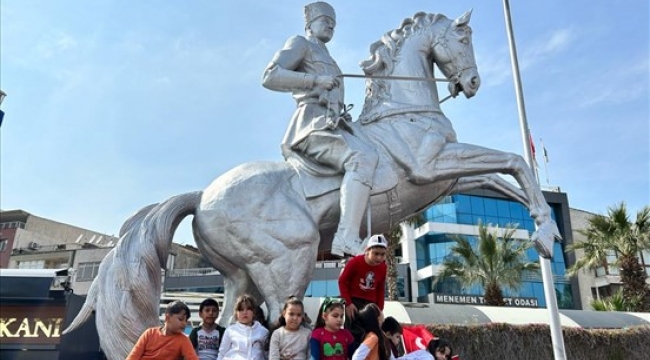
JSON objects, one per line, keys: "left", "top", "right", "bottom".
{"left": 365, "top": 234, "right": 388, "bottom": 250}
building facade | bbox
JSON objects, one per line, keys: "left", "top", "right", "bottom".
{"left": 0, "top": 209, "right": 117, "bottom": 269}
{"left": 400, "top": 189, "right": 580, "bottom": 309}
{"left": 569, "top": 207, "right": 650, "bottom": 310}
{"left": 1, "top": 209, "right": 203, "bottom": 295}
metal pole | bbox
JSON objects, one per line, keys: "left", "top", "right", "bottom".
{"left": 501, "top": 1, "right": 567, "bottom": 359}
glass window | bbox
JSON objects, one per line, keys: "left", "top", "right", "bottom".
{"left": 457, "top": 213, "right": 473, "bottom": 225}
{"left": 326, "top": 280, "right": 340, "bottom": 296}
{"left": 483, "top": 198, "right": 498, "bottom": 216}
{"left": 552, "top": 243, "right": 565, "bottom": 263}
{"left": 456, "top": 195, "right": 472, "bottom": 214}
{"left": 18, "top": 260, "right": 45, "bottom": 269}
{"left": 470, "top": 196, "right": 485, "bottom": 215}
{"left": 311, "top": 281, "right": 327, "bottom": 297}
{"left": 532, "top": 282, "right": 545, "bottom": 307}
{"left": 496, "top": 200, "right": 511, "bottom": 218}
{"left": 0, "top": 239, "right": 7, "bottom": 252}
{"left": 509, "top": 202, "right": 525, "bottom": 220}
{"left": 485, "top": 216, "right": 499, "bottom": 226}
{"left": 77, "top": 262, "right": 101, "bottom": 281}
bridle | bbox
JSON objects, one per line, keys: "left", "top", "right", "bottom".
{"left": 337, "top": 20, "right": 476, "bottom": 104}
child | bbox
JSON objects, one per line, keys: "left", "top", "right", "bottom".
{"left": 126, "top": 301, "right": 199, "bottom": 360}
{"left": 310, "top": 297, "right": 354, "bottom": 360}
{"left": 189, "top": 298, "right": 226, "bottom": 360}
{"left": 338, "top": 234, "right": 388, "bottom": 346}
{"left": 381, "top": 316, "right": 402, "bottom": 358}
{"left": 351, "top": 303, "right": 391, "bottom": 360}
{"left": 217, "top": 294, "right": 269, "bottom": 360}
{"left": 268, "top": 296, "right": 311, "bottom": 360}
{"left": 427, "top": 339, "right": 453, "bottom": 360}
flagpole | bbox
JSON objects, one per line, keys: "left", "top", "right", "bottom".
{"left": 501, "top": 1, "right": 567, "bottom": 359}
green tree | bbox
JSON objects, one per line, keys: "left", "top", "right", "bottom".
{"left": 435, "top": 222, "right": 539, "bottom": 306}
{"left": 590, "top": 289, "right": 643, "bottom": 312}
{"left": 566, "top": 203, "right": 650, "bottom": 312}
{"left": 384, "top": 213, "right": 426, "bottom": 301}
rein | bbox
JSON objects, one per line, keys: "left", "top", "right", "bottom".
{"left": 338, "top": 73, "right": 455, "bottom": 104}
{"left": 338, "top": 73, "right": 450, "bottom": 82}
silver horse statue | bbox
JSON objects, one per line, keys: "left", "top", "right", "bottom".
{"left": 63, "top": 11, "right": 560, "bottom": 360}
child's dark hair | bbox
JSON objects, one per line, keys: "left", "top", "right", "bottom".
{"left": 234, "top": 294, "right": 257, "bottom": 312}
{"left": 166, "top": 300, "right": 191, "bottom": 318}
{"left": 381, "top": 316, "right": 402, "bottom": 335}
{"left": 199, "top": 298, "right": 220, "bottom": 313}
{"left": 428, "top": 338, "right": 452, "bottom": 360}
{"left": 266, "top": 296, "right": 305, "bottom": 350}
{"left": 314, "top": 297, "right": 345, "bottom": 329}
{"left": 357, "top": 303, "right": 390, "bottom": 360}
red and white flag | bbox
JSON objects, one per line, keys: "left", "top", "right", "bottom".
{"left": 401, "top": 325, "right": 436, "bottom": 353}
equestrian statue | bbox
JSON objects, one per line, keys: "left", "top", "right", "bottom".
{"left": 63, "top": 3, "right": 560, "bottom": 359}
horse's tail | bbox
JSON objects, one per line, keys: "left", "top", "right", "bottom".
{"left": 62, "top": 191, "right": 202, "bottom": 360}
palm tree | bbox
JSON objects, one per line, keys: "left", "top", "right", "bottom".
{"left": 435, "top": 222, "right": 539, "bottom": 306}
{"left": 566, "top": 203, "right": 650, "bottom": 312}
{"left": 384, "top": 213, "right": 426, "bottom": 300}
{"left": 590, "top": 289, "right": 642, "bottom": 312}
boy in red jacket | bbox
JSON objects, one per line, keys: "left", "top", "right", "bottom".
{"left": 338, "top": 234, "right": 388, "bottom": 349}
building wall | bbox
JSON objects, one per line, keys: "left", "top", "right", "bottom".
{"left": 401, "top": 190, "right": 580, "bottom": 309}
{"left": 71, "top": 247, "right": 114, "bottom": 295}
{"left": 568, "top": 208, "right": 650, "bottom": 310}
{"left": 23, "top": 214, "right": 115, "bottom": 248}
{"left": 0, "top": 227, "right": 18, "bottom": 268}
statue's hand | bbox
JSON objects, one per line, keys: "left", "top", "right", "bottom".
{"left": 315, "top": 75, "right": 340, "bottom": 90}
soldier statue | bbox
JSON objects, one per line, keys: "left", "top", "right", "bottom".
{"left": 262, "top": 1, "right": 378, "bottom": 257}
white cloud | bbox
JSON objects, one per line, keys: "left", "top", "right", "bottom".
{"left": 520, "top": 28, "right": 574, "bottom": 70}
{"left": 36, "top": 31, "right": 78, "bottom": 59}
{"left": 575, "top": 56, "right": 649, "bottom": 107}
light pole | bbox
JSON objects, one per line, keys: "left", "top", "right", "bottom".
{"left": 500, "top": 1, "right": 567, "bottom": 359}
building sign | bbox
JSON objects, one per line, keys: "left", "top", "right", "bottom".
{"left": 0, "top": 304, "right": 65, "bottom": 345}
{"left": 434, "top": 293, "right": 539, "bottom": 308}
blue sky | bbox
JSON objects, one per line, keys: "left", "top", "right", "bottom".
{"left": 1, "top": 0, "right": 648, "bottom": 245}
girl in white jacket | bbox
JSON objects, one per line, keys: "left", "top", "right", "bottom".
{"left": 218, "top": 295, "right": 269, "bottom": 360}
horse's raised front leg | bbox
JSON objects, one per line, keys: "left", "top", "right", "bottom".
{"left": 432, "top": 143, "right": 561, "bottom": 257}
{"left": 451, "top": 174, "right": 529, "bottom": 208}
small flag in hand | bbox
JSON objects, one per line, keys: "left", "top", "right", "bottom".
{"left": 402, "top": 325, "right": 436, "bottom": 353}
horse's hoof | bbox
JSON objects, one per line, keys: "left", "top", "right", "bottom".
{"left": 531, "top": 220, "right": 562, "bottom": 259}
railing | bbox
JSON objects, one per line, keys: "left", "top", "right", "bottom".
{"left": 168, "top": 257, "right": 409, "bottom": 277}
{"left": 314, "top": 260, "right": 345, "bottom": 269}
{"left": 166, "top": 268, "right": 220, "bottom": 277}
{"left": 521, "top": 272, "right": 570, "bottom": 283}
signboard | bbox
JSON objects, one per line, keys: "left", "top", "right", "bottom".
{"left": 0, "top": 304, "right": 66, "bottom": 345}
{"left": 433, "top": 293, "right": 539, "bottom": 308}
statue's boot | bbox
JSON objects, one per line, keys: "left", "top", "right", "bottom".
{"left": 331, "top": 175, "right": 371, "bottom": 257}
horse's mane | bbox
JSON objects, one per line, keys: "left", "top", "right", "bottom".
{"left": 360, "top": 12, "right": 450, "bottom": 114}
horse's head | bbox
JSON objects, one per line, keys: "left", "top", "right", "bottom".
{"left": 359, "top": 11, "right": 481, "bottom": 122}
{"left": 433, "top": 10, "right": 480, "bottom": 99}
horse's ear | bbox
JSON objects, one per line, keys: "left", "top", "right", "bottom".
{"left": 454, "top": 9, "right": 473, "bottom": 27}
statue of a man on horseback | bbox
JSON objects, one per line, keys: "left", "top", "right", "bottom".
{"left": 262, "top": 1, "right": 378, "bottom": 257}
